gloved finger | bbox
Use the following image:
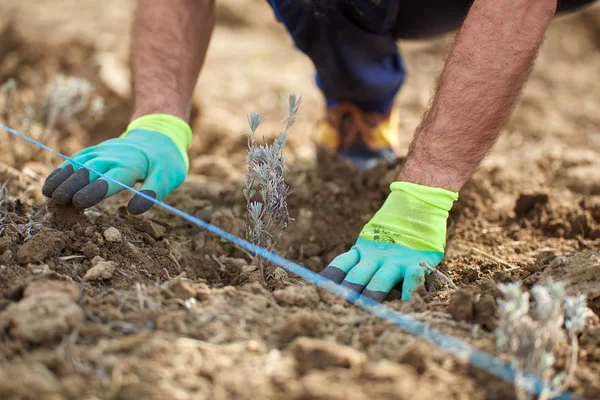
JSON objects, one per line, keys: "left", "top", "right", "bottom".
{"left": 72, "top": 167, "right": 145, "bottom": 209}
{"left": 400, "top": 265, "right": 427, "bottom": 301}
{"left": 42, "top": 153, "right": 96, "bottom": 198}
{"left": 127, "top": 167, "right": 179, "bottom": 215}
{"left": 42, "top": 164, "right": 75, "bottom": 198}
{"left": 320, "top": 247, "right": 360, "bottom": 283}
{"left": 340, "top": 259, "right": 381, "bottom": 294}
{"left": 52, "top": 159, "right": 111, "bottom": 205}
{"left": 362, "top": 262, "right": 407, "bottom": 303}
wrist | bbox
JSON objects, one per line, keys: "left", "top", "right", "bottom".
{"left": 123, "top": 113, "right": 192, "bottom": 170}
{"left": 398, "top": 155, "right": 465, "bottom": 192}
{"left": 360, "top": 181, "right": 458, "bottom": 252}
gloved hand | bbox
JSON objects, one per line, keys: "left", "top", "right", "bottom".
{"left": 321, "top": 181, "right": 458, "bottom": 302}
{"left": 42, "top": 114, "right": 191, "bottom": 215}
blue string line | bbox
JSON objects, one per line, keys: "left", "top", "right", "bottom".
{"left": 0, "top": 123, "right": 580, "bottom": 400}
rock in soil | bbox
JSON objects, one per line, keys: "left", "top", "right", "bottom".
{"left": 0, "top": 291, "right": 84, "bottom": 344}
{"left": 83, "top": 256, "right": 117, "bottom": 281}
{"left": 103, "top": 227, "right": 122, "bottom": 243}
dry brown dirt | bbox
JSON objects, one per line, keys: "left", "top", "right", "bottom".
{"left": 1, "top": 1, "right": 600, "bottom": 399}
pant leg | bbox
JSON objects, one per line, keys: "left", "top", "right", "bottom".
{"left": 391, "top": 0, "right": 599, "bottom": 39}
{"left": 268, "top": 0, "right": 405, "bottom": 112}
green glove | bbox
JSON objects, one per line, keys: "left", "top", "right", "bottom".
{"left": 321, "top": 181, "right": 458, "bottom": 302}
{"left": 42, "top": 114, "right": 191, "bottom": 215}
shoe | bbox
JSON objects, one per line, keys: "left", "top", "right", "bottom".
{"left": 316, "top": 102, "right": 399, "bottom": 170}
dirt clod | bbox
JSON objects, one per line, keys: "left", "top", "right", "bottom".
{"left": 276, "top": 312, "right": 322, "bottom": 342}
{"left": 447, "top": 289, "right": 475, "bottom": 322}
{"left": 16, "top": 229, "right": 67, "bottom": 264}
{"left": 23, "top": 280, "right": 79, "bottom": 302}
{"left": 293, "top": 337, "right": 366, "bottom": 375}
{"left": 0, "top": 362, "right": 60, "bottom": 398}
{"left": 167, "top": 279, "right": 196, "bottom": 300}
{"left": 514, "top": 193, "right": 549, "bottom": 217}
{"left": 0, "top": 291, "right": 84, "bottom": 344}
{"left": 134, "top": 220, "right": 166, "bottom": 240}
{"left": 397, "top": 341, "right": 431, "bottom": 374}
{"left": 82, "top": 241, "right": 100, "bottom": 259}
{"left": 273, "top": 285, "right": 320, "bottom": 308}
{"left": 83, "top": 256, "right": 117, "bottom": 280}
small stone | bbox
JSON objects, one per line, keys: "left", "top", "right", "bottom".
{"left": 83, "top": 256, "right": 117, "bottom": 281}
{"left": 103, "top": 227, "right": 122, "bottom": 243}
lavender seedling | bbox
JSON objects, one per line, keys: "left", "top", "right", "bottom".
{"left": 495, "top": 280, "right": 587, "bottom": 400}
{"left": 243, "top": 92, "right": 301, "bottom": 282}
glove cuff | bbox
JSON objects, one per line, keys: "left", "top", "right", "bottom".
{"left": 123, "top": 114, "right": 192, "bottom": 170}
{"left": 359, "top": 181, "right": 458, "bottom": 252}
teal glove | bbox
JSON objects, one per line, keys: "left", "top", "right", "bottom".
{"left": 321, "top": 181, "right": 458, "bottom": 302}
{"left": 42, "top": 114, "right": 191, "bottom": 215}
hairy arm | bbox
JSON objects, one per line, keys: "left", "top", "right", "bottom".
{"left": 398, "top": 0, "right": 557, "bottom": 191}
{"left": 130, "top": 0, "right": 216, "bottom": 122}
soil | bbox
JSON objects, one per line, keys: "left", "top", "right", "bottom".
{"left": 1, "top": 1, "right": 600, "bottom": 399}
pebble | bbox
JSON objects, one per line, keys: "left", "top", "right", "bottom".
{"left": 103, "top": 227, "right": 122, "bottom": 243}
{"left": 84, "top": 256, "right": 117, "bottom": 281}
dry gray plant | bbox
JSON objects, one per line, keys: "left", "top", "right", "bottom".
{"left": 243, "top": 92, "right": 301, "bottom": 280}
{"left": 42, "top": 74, "right": 92, "bottom": 130}
{"left": 496, "top": 280, "right": 587, "bottom": 400}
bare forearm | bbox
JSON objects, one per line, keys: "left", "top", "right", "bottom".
{"left": 399, "top": 0, "right": 556, "bottom": 191}
{"left": 131, "top": 0, "right": 215, "bottom": 122}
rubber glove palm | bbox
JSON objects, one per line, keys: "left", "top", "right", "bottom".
{"left": 321, "top": 181, "right": 458, "bottom": 302}
{"left": 42, "top": 114, "right": 191, "bottom": 215}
